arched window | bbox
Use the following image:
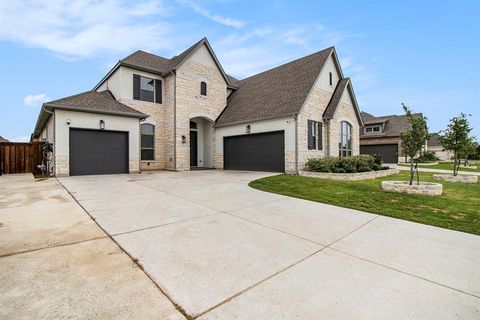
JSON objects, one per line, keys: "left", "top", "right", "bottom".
{"left": 140, "top": 124, "right": 155, "bottom": 160}
{"left": 200, "top": 81, "right": 207, "bottom": 96}
{"left": 339, "top": 121, "right": 352, "bottom": 157}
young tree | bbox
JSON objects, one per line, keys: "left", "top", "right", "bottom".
{"left": 439, "top": 113, "right": 473, "bottom": 176}
{"left": 460, "top": 137, "right": 477, "bottom": 166}
{"left": 400, "top": 104, "right": 429, "bottom": 185}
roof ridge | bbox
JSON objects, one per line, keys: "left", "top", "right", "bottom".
{"left": 239, "top": 46, "right": 334, "bottom": 82}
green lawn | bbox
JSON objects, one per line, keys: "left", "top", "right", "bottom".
{"left": 398, "top": 161, "right": 480, "bottom": 173}
{"left": 249, "top": 172, "right": 480, "bottom": 235}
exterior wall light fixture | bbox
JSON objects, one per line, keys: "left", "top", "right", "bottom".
{"left": 246, "top": 125, "right": 251, "bottom": 133}
{"left": 99, "top": 120, "right": 105, "bottom": 130}
{"left": 182, "top": 135, "right": 186, "bottom": 143}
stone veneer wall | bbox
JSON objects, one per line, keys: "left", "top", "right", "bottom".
{"left": 300, "top": 168, "right": 399, "bottom": 181}
{"left": 328, "top": 101, "right": 360, "bottom": 158}
{"left": 174, "top": 45, "right": 228, "bottom": 170}
{"left": 433, "top": 174, "right": 478, "bottom": 184}
{"left": 381, "top": 181, "right": 443, "bottom": 196}
{"left": 297, "top": 87, "right": 330, "bottom": 168}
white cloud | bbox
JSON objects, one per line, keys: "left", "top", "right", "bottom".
{"left": 24, "top": 94, "right": 51, "bottom": 107}
{"left": 4, "top": 135, "right": 30, "bottom": 142}
{"left": 0, "top": 0, "right": 174, "bottom": 59}
{"left": 178, "top": 0, "right": 245, "bottom": 28}
{"left": 215, "top": 23, "right": 364, "bottom": 79}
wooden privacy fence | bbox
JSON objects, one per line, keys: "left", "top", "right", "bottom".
{"left": 0, "top": 142, "right": 43, "bottom": 175}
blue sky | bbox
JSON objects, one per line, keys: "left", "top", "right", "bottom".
{"left": 1, "top": 0, "right": 479, "bottom": 141}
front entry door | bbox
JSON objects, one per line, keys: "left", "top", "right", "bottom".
{"left": 190, "top": 130, "right": 198, "bottom": 167}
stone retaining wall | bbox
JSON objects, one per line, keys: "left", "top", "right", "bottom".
{"left": 433, "top": 174, "right": 478, "bottom": 184}
{"left": 299, "top": 168, "right": 399, "bottom": 181}
{"left": 381, "top": 181, "right": 443, "bottom": 196}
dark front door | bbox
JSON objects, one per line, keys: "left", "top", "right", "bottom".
{"left": 224, "top": 131, "right": 285, "bottom": 172}
{"left": 69, "top": 128, "right": 129, "bottom": 176}
{"left": 360, "top": 144, "right": 398, "bottom": 163}
{"left": 190, "top": 130, "right": 198, "bottom": 167}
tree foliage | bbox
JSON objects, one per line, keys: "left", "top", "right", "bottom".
{"left": 439, "top": 113, "right": 474, "bottom": 176}
{"left": 400, "top": 104, "right": 429, "bottom": 185}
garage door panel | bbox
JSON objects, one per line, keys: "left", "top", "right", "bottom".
{"left": 224, "top": 131, "right": 285, "bottom": 172}
{"left": 360, "top": 144, "right": 398, "bottom": 163}
{"left": 70, "top": 129, "right": 129, "bottom": 176}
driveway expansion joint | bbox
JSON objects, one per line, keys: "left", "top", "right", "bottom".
{"left": 56, "top": 178, "right": 190, "bottom": 320}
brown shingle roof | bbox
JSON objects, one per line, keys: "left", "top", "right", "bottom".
{"left": 46, "top": 90, "right": 146, "bottom": 117}
{"left": 120, "top": 50, "right": 170, "bottom": 74}
{"left": 428, "top": 132, "right": 441, "bottom": 147}
{"left": 33, "top": 90, "right": 147, "bottom": 138}
{"left": 216, "top": 47, "right": 334, "bottom": 126}
{"left": 323, "top": 78, "right": 349, "bottom": 119}
{"left": 96, "top": 38, "right": 236, "bottom": 89}
{"left": 360, "top": 112, "right": 423, "bottom": 138}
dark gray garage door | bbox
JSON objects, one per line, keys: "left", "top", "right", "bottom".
{"left": 360, "top": 144, "right": 398, "bottom": 163}
{"left": 69, "top": 129, "right": 129, "bottom": 176}
{"left": 224, "top": 131, "right": 285, "bottom": 172}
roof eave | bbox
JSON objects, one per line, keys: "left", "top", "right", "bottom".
{"left": 171, "top": 38, "right": 234, "bottom": 88}
{"left": 93, "top": 61, "right": 121, "bottom": 91}
{"left": 45, "top": 103, "right": 148, "bottom": 119}
{"left": 215, "top": 113, "right": 296, "bottom": 128}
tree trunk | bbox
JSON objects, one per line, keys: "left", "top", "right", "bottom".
{"left": 409, "top": 157, "right": 414, "bottom": 185}
{"left": 453, "top": 151, "right": 458, "bottom": 176}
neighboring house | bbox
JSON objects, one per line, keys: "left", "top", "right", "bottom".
{"left": 32, "top": 37, "right": 363, "bottom": 176}
{"left": 0, "top": 136, "right": 8, "bottom": 143}
{"left": 359, "top": 111, "right": 423, "bottom": 163}
{"left": 427, "top": 132, "right": 452, "bottom": 160}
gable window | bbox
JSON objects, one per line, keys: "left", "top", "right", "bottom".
{"left": 365, "top": 125, "right": 381, "bottom": 134}
{"left": 200, "top": 81, "right": 207, "bottom": 96}
{"left": 141, "top": 124, "right": 155, "bottom": 161}
{"left": 308, "top": 120, "right": 323, "bottom": 150}
{"left": 133, "top": 75, "right": 162, "bottom": 104}
{"left": 329, "top": 72, "right": 333, "bottom": 86}
{"left": 339, "top": 121, "right": 352, "bottom": 157}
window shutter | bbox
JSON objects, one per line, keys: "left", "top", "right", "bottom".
{"left": 155, "top": 80, "right": 162, "bottom": 104}
{"left": 133, "top": 74, "right": 140, "bottom": 100}
{"left": 318, "top": 122, "right": 323, "bottom": 150}
{"left": 307, "top": 120, "right": 313, "bottom": 150}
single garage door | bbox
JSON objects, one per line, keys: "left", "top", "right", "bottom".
{"left": 69, "top": 128, "right": 129, "bottom": 176}
{"left": 360, "top": 144, "right": 398, "bottom": 163}
{"left": 224, "top": 131, "right": 285, "bottom": 172}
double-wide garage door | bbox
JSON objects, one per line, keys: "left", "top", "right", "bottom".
{"left": 69, "top": 129, "right": 129, "bottom": 176}
{"left": 224, "top": 131, "right": 285, "bottom": 172}
{"left": 360, "top": 144, "right": 398, "bottom": 163}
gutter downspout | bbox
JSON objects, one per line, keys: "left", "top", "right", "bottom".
{"left": 172, "top": 70, "right": 177, "bottom": 171}
{"left": 43, "top": 105, "right": 55, "bottom": 176}
{"left": 294, "top": 114, "right": 298, "bottom": 175}
{"left": 326, "top": 119, "right": 331, "bottom": 157}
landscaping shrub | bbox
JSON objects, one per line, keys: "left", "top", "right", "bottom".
{"left": 306, "top": 155, "right": 382, "bottom": 173}
{"left": 417, "top": 150, "right": 440, "bottom": 163}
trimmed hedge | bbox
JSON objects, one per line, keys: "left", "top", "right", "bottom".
{"left": 417, "top": 150, "right": 440, "bottom": 163}
{"left": 306, "top": 155, "right": 387, "bottom": 173}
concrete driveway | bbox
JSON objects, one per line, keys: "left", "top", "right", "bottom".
{"left": 58, "top": 170, "right": 480, "bottom": 319}
{"left": 0, "top": 174, "right": 184, "bottom": 319}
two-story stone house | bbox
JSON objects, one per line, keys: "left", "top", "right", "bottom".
{"left": 33, "top": 37, "right": 363, "bottom": 176}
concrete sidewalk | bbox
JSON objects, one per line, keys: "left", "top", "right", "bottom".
{"left": 394, "top": 164, "right": 480, "bottom": 175}
{"left": 0, "top": 174, "right": 184, "bottom": 319}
